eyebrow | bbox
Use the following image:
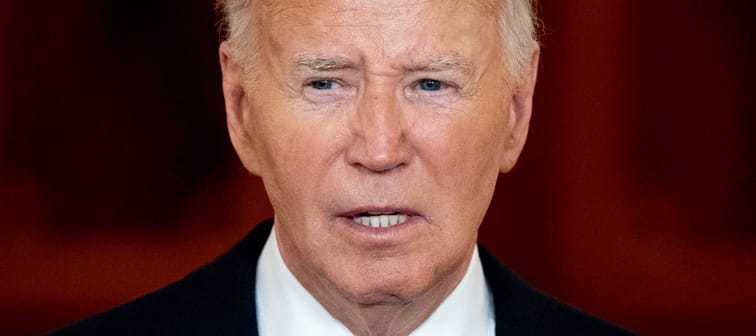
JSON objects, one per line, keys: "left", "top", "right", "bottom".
{"left": 293, "top": 53, "right": 475, "bottom": 75}
{"left": 294, "top": 54, "right": 356, "bottom": 71}
{"left": 406, "top": 55, "right": 475, "bottom": 76}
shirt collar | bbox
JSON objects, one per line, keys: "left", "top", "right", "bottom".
{"left": 256, "top": 224, "right": 495, "bottom": 336}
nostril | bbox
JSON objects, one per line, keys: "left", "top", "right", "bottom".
{"left": 355, "top": 160, "right": 405, "bottom": 173}
{"left": 346, "top": 138, "right": 409, "bottom": 173}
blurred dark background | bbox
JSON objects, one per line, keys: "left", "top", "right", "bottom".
{"left": 1, "top": 0, "right": 754, "bottom": 334}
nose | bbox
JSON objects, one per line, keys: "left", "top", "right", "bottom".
{"left": 346, "top": 85, "right": 409, "bottom": 172}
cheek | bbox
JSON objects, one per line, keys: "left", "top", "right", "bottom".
{"left": 251, "top": 101, "right": 343, "bottom": 206}
{"left": 417, "top": 114, "right": 504, "bottom": 243}
{"left": 416, "top": 105, "right": 508, "bottom": 191}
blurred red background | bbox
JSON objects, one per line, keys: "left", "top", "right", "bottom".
{"left": 1, "top": 0, "right": 754, "bottom": 334}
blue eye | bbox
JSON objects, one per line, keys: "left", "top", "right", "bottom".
{"left": 309, "top": 80, "right": 335, "bottom": 90}
{"left": 418, "top": 79, "right": 443, "bottom": 91}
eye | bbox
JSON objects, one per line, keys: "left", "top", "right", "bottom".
{"left": 308, "top": 79, "right": 338, "bottom": 90}
{"left": 302, "top": 78, "right": 354, "bottom": 104}
{"left": 417, "top": 79, "right": 444, "bottom": 91}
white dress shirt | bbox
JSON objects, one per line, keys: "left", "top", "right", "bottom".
{"left": 256, "top": 225, "right": 495, "bottom": 336}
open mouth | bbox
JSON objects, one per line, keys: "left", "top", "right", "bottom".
{"left": 351, "top": 211, "right": 410, "bottom": 228}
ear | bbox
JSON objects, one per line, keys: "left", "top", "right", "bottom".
{"left": 220, "top": 42, "right": 263, "bottom": 176}
{"left": 500, "top": 46, "right": 540, "bottom": 173}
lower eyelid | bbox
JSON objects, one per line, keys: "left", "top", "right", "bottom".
{"left": 303, "top": 86, "right": 357, "bottom": 102}
{"left": 410, "top": 86, "right": 453, "bottom": 95}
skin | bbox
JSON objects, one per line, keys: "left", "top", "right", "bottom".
{"left": 220, "top": 0, "right": 539, "bottom": 335}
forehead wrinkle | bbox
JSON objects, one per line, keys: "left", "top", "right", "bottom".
{"left": 261, "top": 0, "right": 497, "bottom": 24}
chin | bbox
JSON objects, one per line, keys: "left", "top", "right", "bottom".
{"left": 333, "top": 266, "right": 436, "bottom": 305}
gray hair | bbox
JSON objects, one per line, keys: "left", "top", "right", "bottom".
{"left": 216, "top": 0, "right": 539, "bottom": 82}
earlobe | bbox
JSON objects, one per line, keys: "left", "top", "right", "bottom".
{"left": 220, "top": 42, "right": 262, "bottom": 176}
{"left": 499, "top": 46, "right": 540, "bottom": 173}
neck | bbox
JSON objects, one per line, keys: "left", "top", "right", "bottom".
{"left": 308, "top": 265, "right": 468, "bottom": 336}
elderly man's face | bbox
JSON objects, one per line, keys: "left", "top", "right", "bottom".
{"left": 223, "top": 0, "right": 535, "bottom": 305}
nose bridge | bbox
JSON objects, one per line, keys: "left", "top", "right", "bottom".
{"left": 362, "top": 84, "right": 401, "bottom": 140}
{"left": 348, "top": 81, "right": 407, "bottom": 171}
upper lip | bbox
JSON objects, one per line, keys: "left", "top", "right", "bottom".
{"left": 337, "top": 206, "right": 421, "bottom": 218}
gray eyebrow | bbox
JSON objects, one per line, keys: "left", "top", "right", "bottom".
{"left": 293, "top": 53, "right": 475, "bottom": 75}
{"left": 294, "top": 54, "right": 355, "bottom": 71}
{"left": 406, "top": 55, "right": 475, "bottom": 75}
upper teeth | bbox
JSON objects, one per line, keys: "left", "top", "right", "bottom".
{"left": 353, "top": 214, "right": 408, "bottom": 228}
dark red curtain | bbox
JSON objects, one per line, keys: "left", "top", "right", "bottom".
{"left": 1, "top": 1, "right": 754, "bottom": 334}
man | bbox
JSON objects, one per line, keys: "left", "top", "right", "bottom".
{"left": 54, "top": 0, "right": 632, "bottom": 335}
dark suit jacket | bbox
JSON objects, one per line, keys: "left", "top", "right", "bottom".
{"left": 51, "top": 219, "right": 633, "bottom": 335}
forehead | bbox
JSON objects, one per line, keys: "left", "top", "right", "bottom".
{"left": 258, "top": 0, "right": 501, "bottom": 67}
{"left": 260, "top": 0, "right": 498, "bottom": 17}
